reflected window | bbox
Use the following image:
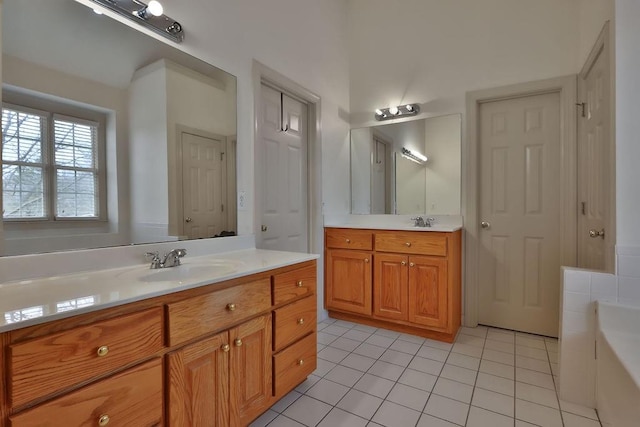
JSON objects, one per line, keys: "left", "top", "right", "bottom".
{"left": 2, "top": 103, "right": 105, "bottom": 220}
{"left": 56, "top": 295, "right": 98, "bottom": 313}
{"left": 4, "top": 305, "right": 45, "bottom": 324}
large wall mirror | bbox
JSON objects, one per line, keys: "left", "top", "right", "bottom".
{"left": 350, "top": 114, "right": 461, "bottom": 215}
{"left": 1, "top": 0, "right": 237, "bottom": 256}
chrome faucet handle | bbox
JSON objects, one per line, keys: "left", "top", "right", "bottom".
{"left": 145, "top": 251, "right": 162, "bottom": 269}
{"left": 411, "top": 216, "right": 425, "bottom": 227}
{"left": 425, "top": 217, "right": 436, "bottom": 227}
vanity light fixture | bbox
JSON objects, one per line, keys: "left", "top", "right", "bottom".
{"left": 401, "top": 147, "right": 428, "bottom": 164}
{"left": 87, "top": 0, "right": 185, "bottom": 43}
{"left": 374, "top": 103, "right": 420, "bottom": 121}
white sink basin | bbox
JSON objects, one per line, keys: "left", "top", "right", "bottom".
{"left": 118, "top": 260, "right": 243, "bottom": 283}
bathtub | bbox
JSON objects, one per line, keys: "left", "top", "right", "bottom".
{"left": 596, "top": 301, "right": 640, "bottom": 427}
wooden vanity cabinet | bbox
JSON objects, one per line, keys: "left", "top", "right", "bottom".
{"left": 325, "top": 227, "right": 461, "bottom": 342}
{"left": 0, "top": 259, "right": 317, "bottom": 427}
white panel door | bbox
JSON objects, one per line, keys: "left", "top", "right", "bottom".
{"left": 181, "top": 132, "right": 226, "bottom": 239}
{"left": 258, "top": 84, "right": 308, "bottom": 252}
{"left": 578, "top": 40, "right": 611, "bottom": 271}
{"left": 478, "top": 92, "right": 562, "bottom": 337}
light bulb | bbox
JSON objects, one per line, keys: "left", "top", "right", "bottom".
{"left": 406, "top": 104, "right": 413, "bottom": 112}
{"left": 93, "top": 8, "right": 103, "bottom": 15}
{"left": 389, "top": 106, "right": 399, "bottom": 115}
{"left": 147, "top": 0, "right": 164, "bottom": 17}
{"left": 375, "top": 109, "right": 383, "bottom": 116}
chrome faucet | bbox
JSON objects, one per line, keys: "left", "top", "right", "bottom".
{"left": 411, "top": 216, "right": 436, "bottom": 227}
{"left": 145, "top": 248, "right": 187, "bottom": 269}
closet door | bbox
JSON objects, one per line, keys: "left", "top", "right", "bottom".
{"left": 257, "top": 84, "right": 309, "bottom": 252}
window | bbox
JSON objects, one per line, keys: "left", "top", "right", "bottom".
{"left": 2, "top": 103, "right": 103, "bottom": 220}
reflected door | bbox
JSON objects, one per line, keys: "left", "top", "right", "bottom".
{"left": 257, "top": 84, "right": 308, "bottom": 252}
{"left": 181, "top": 132, "right": 226, "bottom": 239}
{"left": 478, "top": 92, "right": 562, "bottom": 337}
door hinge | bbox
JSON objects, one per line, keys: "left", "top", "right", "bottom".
{"left": 576, "top": 102, "right": 586, "bottom": 118}
{"left": 221, "top": 204, "right": 224, "bottom": 212}
{"left": 220, "top": 152, "right": 225, "bottom": 161}
{"left": 581, "top": 201, "right": 586, "bottom": 215}
{"left": 595, "top": 339, "right": 598, "bottom": 360}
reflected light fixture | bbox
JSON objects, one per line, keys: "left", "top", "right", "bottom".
{"left": 87, "top": 0, "right": 185, "bottom": 43}
{"left": 401, "top": 147, "right": 428, "bottom": 164}
{"left": 374, "top": 104, "right": 420, "bottom": 121}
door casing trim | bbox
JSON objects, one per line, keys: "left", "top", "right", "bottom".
{"left": 463, "top": 75, "right": 577, "bottom": 327}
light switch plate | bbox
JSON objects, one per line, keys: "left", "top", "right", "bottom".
{"left": 238, "top": 191, "right": 247, "bottom": 211}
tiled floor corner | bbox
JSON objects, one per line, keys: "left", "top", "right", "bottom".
{"left": 251, "top": 320, "right": 602, "bottom": 427}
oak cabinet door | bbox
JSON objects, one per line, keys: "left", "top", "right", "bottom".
{"left": 408, "top": 256, "right": 448, "bottom": 329}
{"left": 167, "top": 332, "right": 230, "bottom": 427}
{"left": 373, "top": 253, "right": 409, "bottom": 321}
{"left": 326, "top": 249, "right": 372, "bottom": 315}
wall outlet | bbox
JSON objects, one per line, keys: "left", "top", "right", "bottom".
{"left": 238, "top": 191, "right": 247, "bottom": 211}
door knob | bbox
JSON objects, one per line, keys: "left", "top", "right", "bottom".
{"left": 261, "top": 225, "right": 268, "bottom": 232}
{"left": 589, "top": 229, "right": 605, "bottom": 239}
{"left": 481, "top": 221, "right": 491, "bottom": 229}
{"left": 185, "top": 217, "right": 192, "bottom": 223}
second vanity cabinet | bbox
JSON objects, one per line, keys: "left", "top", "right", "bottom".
{"left": 325, "top": 227, "right": 461, "bottom": 342}
{"left": 0, "top": 259, "right": 317, "bottom": 427}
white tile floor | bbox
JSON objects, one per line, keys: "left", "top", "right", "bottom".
{"left": 251, "top": 319, "right": 602, "bottom": 427}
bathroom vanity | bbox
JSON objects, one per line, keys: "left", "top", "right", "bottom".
{"left": 0, "top": 251, "right": 317, "bottom": 427}
{"left": 324, "top": 219, "right": 462, "bottom": 342}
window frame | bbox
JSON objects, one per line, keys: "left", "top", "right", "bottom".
{"left": 2, "top": 99, "right": 107, "bottom": 223}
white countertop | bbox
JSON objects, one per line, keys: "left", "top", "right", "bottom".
{"left": 0, "top": 249, "right": 318, "bottom": 333}
{"left": 323, "top": 214, "right": 463, "bottom": 232}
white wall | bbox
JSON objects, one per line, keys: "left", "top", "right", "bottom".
{"left": 350, "top": 127, "right": 373, "bottom": 214}
{"left": 348, "top": 0, "right": 581, "bottom": 128}
{"left": 424, "top": 114, "right": 461, "bottom": 215}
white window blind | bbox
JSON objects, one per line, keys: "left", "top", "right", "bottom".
{"left": 1, "top": 105, "right": 102, "bottom": 220}
{"left": 1, "top": 107, "right": 46, "bottom": 219}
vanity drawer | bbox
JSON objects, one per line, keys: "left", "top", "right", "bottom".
{"left": 272, "top": 264, "right": 316, "bottom": 305}
{"left": 325, "top": 228, "right": 373, "bottom": 250}
{"left": 10, "top": 358, "right": 162, "bottom": 427}
{"left": 375, "top": 231, "right": 447, "bottom": 256}
{"left": 273, "top": 332, "right": 316, "bottom": 398}
{"left": 273, "top": 295, "right": 317, "bottom": 351}
{"left": 167, "top": 278, "right": 271, "bottom": 346}
{"left": 9, "top": 307, "right": 163, "bottom": 408}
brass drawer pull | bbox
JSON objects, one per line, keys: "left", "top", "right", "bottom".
{"left": 364, "top": 258, "right": 369, "bottom": 263}
{"left": 401, "top": 261, "right": 406, "bottom": 266}
{"left": 405, "top": 242, "right": 411, "bottom": 247}
{"left": 234, "top": 338, "right": 243, "bottom": 347}
{"left": 410, "top": 262, "right": 415, "bottom": 267}
{"left": 221, "top": 344, "right": 230, "bottom": 352}
{"left": 226, "top": 303, "right": 236, "bottom": 311}
{"left": 346, "top": 238, "right": 351, "bottom": 243}
{"left": 297, "top": 359, "right": 304, "bottom": 366}
{"left": 98, "top": 414, "right": 110, "bottom": 426}
{"left": 297, "top": 318, "right": 305, "bottom": 325}
{"left": 297, "top": 280, "right": 303, "bottom": 287}
{"left": 97, "top": 346, "right": 109, "bottom": 357}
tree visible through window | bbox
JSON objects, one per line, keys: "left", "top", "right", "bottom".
{"left": 2, "top": 105, "right": 101, "bottom": 220}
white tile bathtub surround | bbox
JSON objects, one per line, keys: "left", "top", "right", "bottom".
{"left": 322, "top": 214, "right": 463, "bottom": 232}
{"left": 559, "top": 267, "right": 618, "bottom": 408}
{"left": 252, "top": 321, "right": 602, "bottom": 427}
{"left": 0, "top": 234, "right": 256, "bottom": 283}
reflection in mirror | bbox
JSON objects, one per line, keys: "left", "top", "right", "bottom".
{"left": 350, "top": 114, "right": 461, "bottom": 215}
{"left": 1, "top": 0, "right": 237, "bottom": 256}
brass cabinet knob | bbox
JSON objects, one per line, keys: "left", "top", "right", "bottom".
{"left": 98, "top": 415, "right": 110, "bottom": 426}
{"left": 97, "top": 346, "right": 109, "bottom": 357}
{"left": 297, "top": 280, "right": 303, "bottom": 288}
{"left": 364, "top": 258, "right": 369, "bottom": 263}
{"left": 346, "top": 238, "right": 351, "bottom": 243}
{"left": 226, "top": 303, "right": 236, "bottom": 311}
{"left": 297, "top": 318, "right": 305, "bottom": 325}
{"left": 297, "top": 359, "right": 304, "bottom": 366}
{"left": 409, "top": 262, "right": 415, "bottom": 267}
{"left": 221, "top": 344, "right": 230, "bottom": 352}
{"left": 234, "top": 338, "right": 243, "bottom": 347}
{"left": 405, "top": 242, "right": 411, "bottom": 247}
{"left": 401, "top": 261, "right": 406, "bottom": 266}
